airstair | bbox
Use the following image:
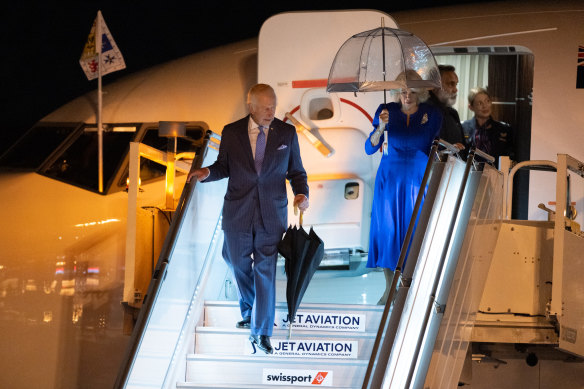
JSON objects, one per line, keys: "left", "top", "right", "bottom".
{"left": 179, "top": 301, "right": 382, "bottom": 388}
{"left": 114, "top": 131, "right": 584, "bottom": 388}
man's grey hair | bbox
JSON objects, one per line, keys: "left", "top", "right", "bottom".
{"left": 247, "top": 83, "right": 276, "bottom": 105}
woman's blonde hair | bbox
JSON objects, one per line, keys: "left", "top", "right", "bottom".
{"left": 391, "top": 69, "right": 429, "bottom": 103}
{"left": 467, "top": 87, "right": 490, "bottom": 105}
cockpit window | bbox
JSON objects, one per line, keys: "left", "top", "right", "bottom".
{"left": 43, "top": 126, "right": 134, "bottom": 192}
{"left": 0, "top": 124, "right": 79, "bottom": 170}
{"left": 7, "top": 122, "right": 205, "bottom": 194}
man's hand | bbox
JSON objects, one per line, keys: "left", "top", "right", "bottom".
{"left": 293, "top": 194, "right": 309, "bottom": 212}
{"left": 187, "top": 167, "right": 210, "bottom": 183}
{"left": 453, "top": 143, "right": 466, "bottom": 151}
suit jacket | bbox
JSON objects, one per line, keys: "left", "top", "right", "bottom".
{"left": 427, "top": 92, "right": 466, "bottom": 147}
{"left": 204, "top": 115, "right": 308, "bottom": 234}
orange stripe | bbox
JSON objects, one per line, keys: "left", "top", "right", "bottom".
{"left": 292, "top": 79, "right": 328, "bottom": 88}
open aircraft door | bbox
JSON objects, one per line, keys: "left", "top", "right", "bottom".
{"left": 258, "top": 10, "right": 395, "bottom": 261}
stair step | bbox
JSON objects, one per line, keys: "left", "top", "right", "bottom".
{"left": 195, "top": 327, "right": 376, "bottom": 359}
{"left": 177, "top": 382, "right": 357, "bottom": 389}
{"left": 204, "top": 301, "right": 383, "bottom": 332}
{"left": 185, "top": 354, "right": 368, "bottom": 387}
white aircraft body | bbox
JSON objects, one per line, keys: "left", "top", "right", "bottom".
{"left": 1, "top": 2, "right": 583, "bottom": 388}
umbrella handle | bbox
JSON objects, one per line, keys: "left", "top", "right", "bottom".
{"left": 294, "top": 205, "right": 304, "bottom": 226}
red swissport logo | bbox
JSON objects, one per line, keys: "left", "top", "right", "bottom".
{"left": 312, "top": 372, "right": 328, "bottom": 385}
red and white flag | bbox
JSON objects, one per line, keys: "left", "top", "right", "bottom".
{"left": 79, "top": 11, "right": 126, "bottom": 80}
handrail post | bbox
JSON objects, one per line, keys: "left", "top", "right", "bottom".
{"left": 123, "top": 142, "right": 141, "bottom": 306}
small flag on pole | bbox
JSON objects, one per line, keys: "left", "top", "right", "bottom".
{"left": 577, "top": 45, "right": 584, "bottom": 89}
{"left": 79, "top": 11, "right": 126, "bottom": 80}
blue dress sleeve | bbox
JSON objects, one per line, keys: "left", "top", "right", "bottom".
{"left": 365, "top": 103, "right": 388, "bottom": 155}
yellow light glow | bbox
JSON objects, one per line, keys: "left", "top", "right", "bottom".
{"left": 74, "top": 218, "right": 120, "bottom": 228}
{"left": 43, "top": 311, "right": 53, "bottom": 323}
{"left": 126, "top": 177, "right": 142, "bottom": 187}
{"left": 112, "top": 126, "right": 137, "bottom": 132}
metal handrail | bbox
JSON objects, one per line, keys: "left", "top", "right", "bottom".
{"left": 362, "top": 140, "right": 484, "bottom": 389}
{"left": 114, "top": 130, "right": 216, "bottom": 389}
{"left": 362, "top": 139, "right": 441, "bottom": 389}
{"left": 505, "top": 159, "right": 557, "bottom": 219}
{"left": 403, "top": 150, "right": 476, "bottom": 388}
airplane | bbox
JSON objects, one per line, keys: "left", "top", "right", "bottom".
{"left": 1, "top": 2, "right": 583, "bottom": 388}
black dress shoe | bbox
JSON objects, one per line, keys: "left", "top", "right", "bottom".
{"left": 236, "top": 316, "right": 251, "bottom": 329}
{"left": 249, "top": 334, "right": 273, "bottom": 354}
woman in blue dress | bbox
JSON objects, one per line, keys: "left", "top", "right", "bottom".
{"left": 365, "top": 71, "right": 442, "bottom": 305}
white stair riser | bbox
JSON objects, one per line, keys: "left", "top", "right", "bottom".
{"left": 204, "top": 303, "right": 382, "bottom": 332}
{"left": 195, "top": 332, "right": 375, "bottom": 359}
{"left": 186, "top": 358, "right": 367, "bottom": 387}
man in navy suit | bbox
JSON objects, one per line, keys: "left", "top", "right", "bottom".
{"left": 188, "top": 83, "right": 309, "bottom": 354}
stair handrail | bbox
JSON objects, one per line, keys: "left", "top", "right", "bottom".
{"left": 114, "top": 130, "right": 218, "bottom": 389}
{"left": 362, "top": 143, "right": 490, "bottom": 389}
{"left": 361, "top": 139, "right": 441, "bottom": 389}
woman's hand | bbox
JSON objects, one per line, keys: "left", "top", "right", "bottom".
{"left": 379, "top": 109, "right": 389, "bottom": 124}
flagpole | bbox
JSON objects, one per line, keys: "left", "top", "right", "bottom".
{"left": 97, "top": 10, "right": 104, "bottom": 193}
{"left": 80, "top": 10, "right": 125, "bottom": 193}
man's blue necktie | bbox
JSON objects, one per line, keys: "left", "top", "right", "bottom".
{"left": 255, "top": 126, "right": 266, "bottom": 174}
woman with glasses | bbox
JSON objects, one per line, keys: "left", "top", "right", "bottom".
{"left": 365, "top": 70, "right": 442, "bottom": 305}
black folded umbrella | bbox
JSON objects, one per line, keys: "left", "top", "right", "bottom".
{"left": 278, "top": 217, "right": 324, "bottom": 338}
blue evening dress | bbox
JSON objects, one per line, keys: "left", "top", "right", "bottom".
{"left": 365, "top": 102, "right": 442, "bottom": 270}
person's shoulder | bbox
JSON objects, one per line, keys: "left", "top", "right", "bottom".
{"left": 271, "top": 117, "right": 294, "bottom": 129}
{"left": 420, "top": 102, "right": 441, "bottom": 115}
{"left": 223, "top": 116, "right": 248, "bottom": 131}
{"left": 386, "top": 102, "right": 401, "bottom": 112}
{"left": 221, "top": 117, "right": 249, "bottom": 137}
{"left": 461, "top": 118, "right": 474, "bottom": 128}
{"left": 491, "top": 118, "right": 512, "bottom": 130}
{"left": 271, "top": 118, "right": 296, "bottom": 135}
{"left": 426, "top": 92, "right": 440, "bottom": 107}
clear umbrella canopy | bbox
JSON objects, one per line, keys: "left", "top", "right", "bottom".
{"left": 327, "top": 27, "right": 441, "bottom": 93}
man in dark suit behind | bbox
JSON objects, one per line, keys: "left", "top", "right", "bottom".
{"left": 188, "top": 83, "right": 309, "bottom": 354}
{"left": 428, "top": 64, "right": 467, "bottom": 151}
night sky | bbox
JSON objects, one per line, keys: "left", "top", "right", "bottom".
{"left": 1, "top": 1, "right": 489, "bottom": 151}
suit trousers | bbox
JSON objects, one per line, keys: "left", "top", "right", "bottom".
{"left": 222, "top": 203, "right": 282, "bottom": 336}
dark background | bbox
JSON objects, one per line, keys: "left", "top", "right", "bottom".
{"left": 1, "top": 1, "right": 491, "bottom": 151}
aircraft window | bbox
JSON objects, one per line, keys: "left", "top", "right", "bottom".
{"left": 116, "top": 127, "right": 204, "bottom": 188}
{"left": 0, "top": 124, "right": 78, "bottom": 170}
{"left": 43, "top": 128, "right": 134, "bottom": 192}
{"left": 308, "top": 97, "right": 334, "bottom": 120}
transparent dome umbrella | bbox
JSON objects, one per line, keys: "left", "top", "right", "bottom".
{"left": 326, "top": 24, "right": 441, "bottom": 103}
